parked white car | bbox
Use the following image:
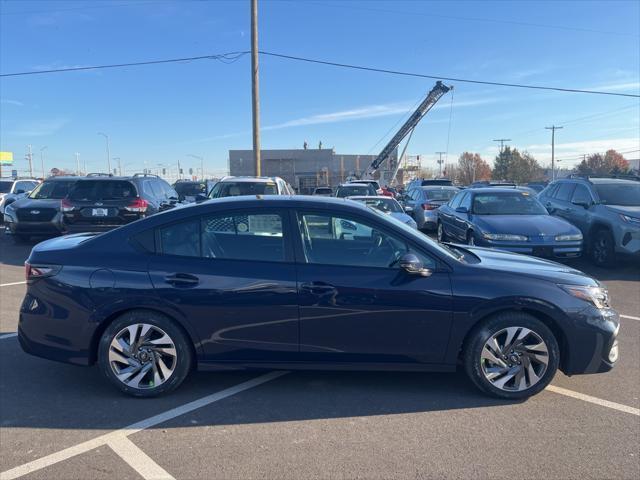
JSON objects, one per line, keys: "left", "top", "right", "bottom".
{"left": 0, "top": 178, "right": 39, "bottom": 216}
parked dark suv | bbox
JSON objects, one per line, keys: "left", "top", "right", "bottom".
{"left": 62, "top": 174, "right": 179, "bottom": 233}
{"left": 538, "top": 176, "right": 640, "bottom": 266}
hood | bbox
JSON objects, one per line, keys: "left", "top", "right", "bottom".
{"left": 9, "top": 197, "right": 63, "bottom": 210}
{"left": 605, "top": 205, "right": 640, "bottom": 217}
{"left": 473, "top": 214, "right": 579, "bottom": 236}
{"left": 462, "top": 245, "right": 597, "bottom": 286}
{"left": 390, "top": 212, "right": 415, "bottom": 224}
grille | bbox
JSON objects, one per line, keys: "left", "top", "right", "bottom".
{"left": 16, "top": 208, "right": 57, "bottom": 222}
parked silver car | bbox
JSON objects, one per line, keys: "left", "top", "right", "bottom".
{"left": 401, "top": 185, "right": 459, "bottom": 231}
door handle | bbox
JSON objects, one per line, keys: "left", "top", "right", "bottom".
{"left": 300, "top": 282, "right": 336, "bottom": 295}
{"left": 165, "top": 273, "right": 200, "bottom": 287}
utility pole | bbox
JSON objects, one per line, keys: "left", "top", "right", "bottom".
{"left": 250, "top": 0, "right": 261, "bottom": 176}
{"left": 493, "top": 138, "right": 511, "bottom": 154}
{"left": 75, "top": 153, "right": 81, "bottom": 175}
{"left": 40, "top": 146, "right": 47, "bottom": 178}
{"left": 98, "top": 132, "right": 111, "bottom": 174}
{"left": 26, "top": 145, "right": 34, "bottom": 178}
{"left": 436, "top": 151, "right": 446, "bottom": 177}
{"left": 545, "top": 126, "right": 563, "bottom": 181}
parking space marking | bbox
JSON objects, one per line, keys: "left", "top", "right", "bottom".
{"left": 0, "top": 281, "right": 26, "bottom": 287}
{"left": 0, "top": 371, "right": 288, "bottom": 480}
{"left": 108, "top": 436, "right": 175, "bottom": 480}
{"left": 621, "top": 314, "right": 640, "bottom": 322}
{"left": 547, "top": 385, "right": 640, "bottom": 416}
{"left": 0, "top": 333, "right": 17, "bottom": 340}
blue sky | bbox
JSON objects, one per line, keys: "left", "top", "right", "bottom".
{"left": 1, "top": 0, "right": 639, "bottom": 177}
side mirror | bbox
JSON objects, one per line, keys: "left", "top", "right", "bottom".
{"left": 455, "top": 206, "right": 469, "bottom": 214}
{"left": 572, "top": 200, "right": 590, "bottom": 209}
{"left": 399, "top": 253, "right": 432, "bottom": 277}
{"left": 195, "top": 194, "right": 207, "bottom": 203}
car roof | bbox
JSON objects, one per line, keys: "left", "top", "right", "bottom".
{"left": 348, "top": 195, "right": 393, "bottom": 200}
{"left": 582, "top": 178, "right": 638, "bottom": 185}
{"left": 43, "top": 176, "right": 79, "bottom": 181}
{"left": 219, "top": 176, "right": 280, "bottom": 183}
{"left": 419, "top": 185, "right": 459, "bottom": 190}
{"left": 466, "top": 187, "right": 537, "bottom": 194}
{"left": 338, "top": 183, "right": 371, "bottom": 187}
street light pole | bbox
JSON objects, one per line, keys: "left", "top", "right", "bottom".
{"left": 40, "top": 146, "right": 47, "bottom": 178}
{"left": 545, "top": 126, "right": 563, "bottom": 181}
{"left": 97, "top": 132, "right": 111, "bottom": 174}
{"left": 436, "top": 151, "right": 446, "bottom": 177}
{"left": 250, "top": 0, "right": 261, "bottom": 176}
{"left": 113, "top": 157, "right": 122, "bottom": 176}
{"left": 187, "top": 154, "right": 204, "bottom": 179}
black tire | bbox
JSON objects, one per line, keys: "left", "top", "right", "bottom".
{"left": 437, "top": 221, "right": 448, "bottom": 242}
{"left": 590, "top": 228, "right": 616, "bottom": 268}
{"left": 463, "top": 311, "right": 560, "bottom": 400}
{"left": 98, "top": 310, "right": 193, "bottom": 398}
{"left": 466, "top": 230, "right": 475, "bottom": 246}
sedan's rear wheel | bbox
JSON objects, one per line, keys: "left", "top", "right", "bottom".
{"left": 463, "top": 312, "right": 559, "bottom": 399}
{"left": 98, "top": 310, "right": 192, "bottom": 397}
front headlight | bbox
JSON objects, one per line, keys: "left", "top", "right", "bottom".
{"left": 482, "top": 233, "right": 528, "bottom": 241}
{"left": 560, "top": 284, "right": 610, "bottom": 309}
{"left": 619, "top": 214, "right": 640, "bottom": 226}
{"left": 555, "top": 233, "right": 583, "bottom": 241}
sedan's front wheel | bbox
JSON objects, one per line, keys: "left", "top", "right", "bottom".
{"left": 98, "top": 310, "right": 192, "bottom": 397}
{"left": 463, "top": 312, "right": 559, "bottom": 399}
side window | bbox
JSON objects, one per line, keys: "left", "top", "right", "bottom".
{"left": 15, "top": 181, "right": 36, "bottom": 193}
{"left": 159, "top": 218, "right": 200, "bottom": 257}
{"left": 543, "top": 183, "right": 559, "bottom": 198}
{"left": 556, "top": 183, "right": 576, "bottom": 202}
{"left": 460, "top": 193, "right": 473, "bottom": 211}
{"left": 448, "top": 192, "right": 463, "bottom": 209}
{"left": 201, "top": 212, "right": 285, "bottom": 262}
{"left": 142, "top": 180, "right": 155, "bottom": 197}
{"left": 571, "top": 184, "right": 592, "bottom": 205}
{"left": 298, "top": 212, "right": 435, "bottom": 269}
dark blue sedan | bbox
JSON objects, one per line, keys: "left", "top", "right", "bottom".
{"left": 437, "top": 188, "right": 583, "bottom": 258}
{"left": 20, "top": 196, "right": 617, "bottom": 399}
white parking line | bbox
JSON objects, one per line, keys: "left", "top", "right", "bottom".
{"left": 0, "top": 371, "right": 288, "bottom": 480}
{"left": 0, "top": 281, "right": 26, "bottom": 287}
{"left": 546, "top": 385, "right": 640, "bottom": 416}
{"left": 108, "top": 436, "right": 175, "bottom": 480}
{"left": 621, "top": 314, "right": 640, "bottom": 322}
{"left": 0, "top": 333, "right": 17, "bottom": 340}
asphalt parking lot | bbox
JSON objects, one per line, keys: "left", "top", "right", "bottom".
{"left": 1, "top": 230, "right": 638, "bottom": 480}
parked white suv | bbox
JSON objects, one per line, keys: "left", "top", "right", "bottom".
{"left": 208, "top": 176, "right": 294, "bottom": 198}
{"left": 0, "top": 178, "right": 39, "bottom": 215}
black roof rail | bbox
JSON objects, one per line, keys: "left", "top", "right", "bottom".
{"left": 132, "top": 172, "right": 159, "bottom": 178}
{"left": 567, "top": 173, "right": 640, "bottom": 181}
{"left": 86, "top": 172, "right": 113, "bottom": 177}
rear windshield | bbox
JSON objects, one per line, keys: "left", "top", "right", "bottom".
{"left": 595, "top": 183, "right": 640, "bottom": 207}
{"left": 352, "top": 197, "right": 403, "bottom": 213}
{"left": 423, "top": 188, "right": 458, "bottom": 201}
{"left": 174, "top": 182, "right": 207, "bottom": 196}
{"left": 314, "top": 188, "right": 332, "bottom": 194}
{"left": 336, "top": 185, "right": 374, "bottom": 197}
{"left": 473, "top": 192, "right": 547, "bottom": 215}
{"left": 29, "top": 180, "right": 78, "bottom": 199}
{"left": 209, "top": 181, "right": 277, "bottom": 198}
{"left": 0, "top": 181, "right": 11, "bottom": 193}
{"left": 69, "top": 180, "right": 137, "bottom": 200}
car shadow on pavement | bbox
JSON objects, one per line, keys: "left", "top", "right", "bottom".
{"left": 0, "top": 340, "right": 519, "bottom": 432}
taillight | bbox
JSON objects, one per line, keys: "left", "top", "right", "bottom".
{"left": 61, "top": 198, "right": 75, "bottom": 212}
{"left": 125, "top": 198, "right": 148, "bottom": 212}
{"left": 422, "top": 203, "right": 438, "bottom": 210}
{"left": 25, "top": 262, "right": 60, "bottom": 281}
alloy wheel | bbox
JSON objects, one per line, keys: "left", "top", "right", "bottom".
{"left": 108, "top": 323, "right": 177, "bottom": 389}
{"left": 480, "top": 326, "right": 549, "bottom": 392}
{"left": 593, "top": 235, "right": 610, "bottom": 264}
{"left": 437, "top": 223, "right": 444, "bottom": 242}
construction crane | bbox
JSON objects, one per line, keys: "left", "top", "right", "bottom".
{"left": 364, "top": 81, "right": 452, "bottom": 180}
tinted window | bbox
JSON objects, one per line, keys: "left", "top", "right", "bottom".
{"left": 448, "top": 192, "right": 464, "bottom": 209}
{"left": 472, "top": 192, "right": 547, "bottom": 215}
{"left": 555, "top": 183, "right": 576, "bottom": 202}
{"left": 542, "top": 183, "right": 559, "bottom": 198}
{"left": 69, "top": 180, "right": 137, "bottom": 200}
{"left": 174, "top": 182, "right": 207, "bottom": 197}
{"left": 159, "top": 219, "right": 200, "bottom": 257}
{"left": 0, "top": 181, "right": 12, "bottom": 193}
{"left": 15, "top": 181, "right": 38, "bottom": 192}
{"left": 202, "top": 212, "right": 285, "bottom": 262}
{"left": 351, "top": 197, "right": 403, "bottom": 213}
{"left": 571, "top": 184, "right": 592, "bottom": 205}
{"left": 335, "top": 185, "right": 375, "bottom": 197}
{"left": 460, "top": 193, "right": 472, "bottom": 210}
{"left": 594, "top": 183, "right": 640, "bottom": 206}
{"left": 314, "top": 188, "right": 332, "bottom": 195}
{"left": 209, "top": 181, "right": 278, "bottom": 198}
{"left": 29, "top": 180, "right": 77, "bottom": 199}
{"left": 423, "top": 187, "right": 459, "bottom": 201}
{"left": 298, "top": 212, "right": 434, "bottom": 269}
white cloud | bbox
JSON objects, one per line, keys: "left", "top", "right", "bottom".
{"left": 525, "top": 137, "right": 640, "bottom": 166}
{"left": 0, "top": 99, "right": 23, "bottom": 106}
{"left": 6, "top": 118, "right": 69, "bottom": 137}
{"left": 590, "top": 81, "right": 640, "bottom": 92}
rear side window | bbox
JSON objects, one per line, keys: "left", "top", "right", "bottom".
{"left": 460, "top": 193, "right": 472, "bottom": 210}
{"left": 69, "top": 180, "right": 137, "bottom": 200}
{"left": 555, "top": 183, "right": 576, "bottom": 202}
{"left": 29, "top": 180, "right": 76, "bottom": 199}
{"left": 15, "top": 181, "right": 37, "bottom": 192}
{"left": 449, "top": 192, "right": 464, "bottom": 209}
{"left": 571, "top": 185, "right": 592, "bottom": 204}
{"left": 159, "top": 219, "right": 200, "bottom": 257}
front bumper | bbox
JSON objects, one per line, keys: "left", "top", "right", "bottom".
{"left": 3, "top": 214, "right": 65, "bottom": 236}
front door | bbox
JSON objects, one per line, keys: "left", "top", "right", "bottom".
{"left": 148, "top": 209, "right": 299, "bottom": 362}
{"left": 294, "top": 211, "right": 453, "bottom": 365}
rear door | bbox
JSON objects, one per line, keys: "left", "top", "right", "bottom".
{"left": 148, "top": 208, "right": 299, "bottom": 362}
{"left": 549, "top": 182, "right": 577, "bottom": 219}
{"left": 293, "top": 210, "right": 453, "bottom": 364}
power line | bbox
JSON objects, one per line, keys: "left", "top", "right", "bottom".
{"left": 258, "top": 51, "right": 640, "bottom": 98}
{"left": 0, "top": 52, "right": 249, "bottom": 77}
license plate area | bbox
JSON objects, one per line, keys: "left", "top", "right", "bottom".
{"left": 92, "top": 208, "right": 109, "bottom": 217}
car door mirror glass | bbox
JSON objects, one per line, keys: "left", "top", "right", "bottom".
{"left": 455, "top": 206, "right": 468, "bottom": 213}
{"left": 399, "top": 253, "right": 432, "bottom": 277}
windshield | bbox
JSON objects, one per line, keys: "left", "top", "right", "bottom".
{"left": 314, "top": 188, "right": 332, "bottom": 194}
{"left": 336, "top": 185, "right": 372, "bottom": 197}
{"left": 473, "top": 192, "right": 548, "bottom": 215}
{"left": 209, "top": 181, "right": 277, "bottom": 198}
{"left": 29, "top": 180, "right": 77, "bottom": 199}
{"left": 353, "top": 197, "right": 403, "bottom": 213}
{"left": 0, "top": 181, "right": 12, "bottom": 194}
{"left": 69, "top": 180, "right": 137, "bottom": 200}
{"left": 174, "top": 182, "right": 206, "bottom": 196}
{"left": 595, "top": 183, "right": 640, "bottom": 206}
{"left": 423, "top": 188, "right": 459, "bottom": 201}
